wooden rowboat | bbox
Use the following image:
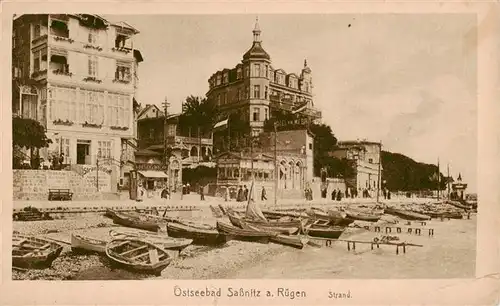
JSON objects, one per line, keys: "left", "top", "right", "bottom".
{"left": 384, "top": 207, "right": 431, "bottom": 221}
{"left": 105, "top": 239, "right": 172, "bottom": 276}
{"left": 216, "top": 221, "right": 275, "bottom": 244}
{"left": 445, "top": 200, "right": 471, "bottom": 210}
{"left": 227, "top": 211, "right": 298, "bottom": 235}
{"left": 344, "top": 210, "right": 382, "bottom": 222}
{"left": 166, "top": 222, "right": 227, "bottom": 246}
{"left": 306, "top": 208, "right": 355, "bottom": 227}
{"left": 12, "top": 234, "right": 63, "bottom": 269}
{"left": 305, "top": 222, "right": 345, "bottom": 239}
{"left": 71, "top": 233, "right": 107, "bottom": 254}
{"left": 242, "top": 223, "right": 307, "bottom": 249}
{"left": 109, "top": 229, "right": 193, "bottom": 251}
{"left": 112, "top": 211, "right": 160, "bottom": 232}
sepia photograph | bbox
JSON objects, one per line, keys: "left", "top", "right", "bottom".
{"left": 7, "top": 8, "right": 486, "bottom": 289}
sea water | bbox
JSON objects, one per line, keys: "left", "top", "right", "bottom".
{"left": 230, "top": 215, "right": 477, "bottom": 279}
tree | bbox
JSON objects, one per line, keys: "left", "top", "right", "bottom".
{"left": 179, "top": 95, "right": 216, "bottom": 137}
{"left": 12, "top": 117, "right": 52, "bottom": 168}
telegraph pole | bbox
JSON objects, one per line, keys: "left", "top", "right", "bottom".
{"left": 162, "top": 97, "right": 171, "bottom": 199}
{"left": 447, "top": 163, "right": 451, "bottom": 199}
{"left": 273, "top": 122, "right": 278, "bottom": 207}
{"left": 376, "top": 141, "right": 382, "bottom": 203}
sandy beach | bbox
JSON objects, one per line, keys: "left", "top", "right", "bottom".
{"left": 11, "top": 198, "right": 476, "bottom": 280}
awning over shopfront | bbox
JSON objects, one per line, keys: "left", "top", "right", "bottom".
{"left": 138, "top": 171, "right": 168, "bottom": 178}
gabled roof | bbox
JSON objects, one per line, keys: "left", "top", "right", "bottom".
{"left": 137, "top": 104, "right": 163, "bottom": 120}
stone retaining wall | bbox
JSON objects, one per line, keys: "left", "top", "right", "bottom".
{"left": 13, "top": 170, "right": 105, "bottom": 201}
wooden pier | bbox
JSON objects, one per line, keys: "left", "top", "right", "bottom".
{"left": 308, "top": 236, "right": 423, "bottom": 255}
{"left": 361, "top": 224, "right": 435, "bottom": 237}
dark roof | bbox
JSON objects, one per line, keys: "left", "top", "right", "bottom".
{"left": 134, "top": 49, "right": 144, "bottom": 63}
{"left": 243, "top": 42, "right": 270, "bottom": 60}
{"left": 135, "top": 149, "right": 161, "bottom": 157}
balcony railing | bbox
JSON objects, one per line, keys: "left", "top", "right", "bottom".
{"left": 166, "top": 135, "right": 213, "bottom": 146}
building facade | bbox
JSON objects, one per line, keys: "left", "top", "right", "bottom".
{"left": 206, "top": 20, "right": 321, "bottom": 139}
{"left": 331, "top": 140, "right": 382, "bottom": 197}
{"left": 12, "top": 14, "right": 143, "bottom": 192}
{"left": 137, "top": 104, "right": 214, "bottom": 167}
{"left": 215, "top": 129, "right": 314, "bottom": 201}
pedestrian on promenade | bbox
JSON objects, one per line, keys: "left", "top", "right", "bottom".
{"left": 345, "top": 187, "right": 349, "bottom": 198}
{"left": 309, "top": 187, "right": 314, "bottom": 201}
{"left": 200, "top": 184, "right": 205, "bottom": 201}
{"left": 336, "top": 189, "right": 342, "bottom": 201}
{"left": 136, "top": 182, "right": 144, "bottom": 202}
{"left": 261, "top": 187, "right": 267, "bottom": 201}
{"left": 243, "top": 185, "right": 249, "bottom": 201}
{"left": 331, "top": 189, "right": 337, "bottom": 201}
{"left": 237, "top": 186, "right": 243, "bottom": 202}
{"left": 224, "top": 186, "right": 229, "bottom": 202}
{"left": 186, "top": 183, "right": 191, "bottom": 194}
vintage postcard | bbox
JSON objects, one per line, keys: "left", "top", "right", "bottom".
{"left": 1, "top": 0, "right": 499, "bottom": 305}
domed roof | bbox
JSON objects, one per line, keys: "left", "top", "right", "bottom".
{"left": 243, "top": 42, "right": 270, "bottom": 60}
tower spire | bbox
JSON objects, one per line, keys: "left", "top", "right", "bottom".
{"left": 253, "top": 16, "right": 261, "bottom": 43}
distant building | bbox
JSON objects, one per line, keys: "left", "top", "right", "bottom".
{"left": 12, "top": 14, "right": 143, "bottom": 192}
{"left": 136, "top": 104, "right": 217, "bottom": 190}
{"left": 206, "top": 19, "right": 321, "bottom": 142}
{"left": 215, "top": 129, "right": 314, "bottom": 200}
{"left": 330, "top": 140, "right": 382, "bottom": 196}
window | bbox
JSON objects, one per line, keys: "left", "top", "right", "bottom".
{"left": 255, "top": 64, "right": 261, "bottom": 77}
{"left": 216, "top": 75, "right": 221, "bottom": 85}
{"left": 244, "top": 66, "right": 249, "bottom": 77}
{"left": 236, "top": 88, "right": 240, "bottom": 101}
{"left": 115, "top": 62, "right": 131, "bottom": 81}
{"left": 253, "top": 107, "right": 260, "bottom": 121}
{"left": 264, "top": 108, "right": 268, "bottom": 120}
{"left": 245, "top": 86, "right": 250, "bottom": 99}
{"left": 309, "top": 143, "right": 313, "bottom": 150}
{"left": 88, "top": 56, "right": 98, "bottom": 76}
{"left": 88, "top": 29, "right": 98, "bottom": 44}
{"left": 33, "top": 54, "right": 40, "bottom": 72}
{"left": 368, "top": 158, "right": 373, "bottom": 163}
{"left": 253, "top": 85, "right": 260, "bottom": 99}
{"left": 98, "top": 141, "right": 112, "bottom": 159}
{"left": 55, "top": 138, "right": 70, "bottom": 163}
{"left": 34, "top": 23, "right": 41, "bottom": 38}
{"left": 115, "top": 34, "right": 129, "bottom": 48}
{"left": 264, "top": 86, "right": 268, "bottom": 99}
{"left": 223, "top": 92, "right": 227, "bottom": 104}
{"left": 223, "top": 73, "right": 229, "bottom": 83}
{"left": 217, "top": 94, "right": 221, "bottom": 106}
{"left": 237, "top": 68, "right": 242, "bottom": 79}
{"left": 265, "top": 65, "right": 268, "bottom": 78}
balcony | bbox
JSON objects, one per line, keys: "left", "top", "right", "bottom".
{"left": 166, "top": 135, "right": 213, "bottom": 146}
{"left": 31, "top": 69, "right": 47, "bottom": 81}
{"left": 31, "top": 34, "right": 48, "bottom": 48}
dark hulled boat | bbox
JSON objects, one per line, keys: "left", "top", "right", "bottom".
{"left": 305, "top": 221, "right": 346, "bottom": 239}
{"left": 227, "top": 211, "right": 299, "bottom": 235}
{"left": 166, "top": 222, "right": 227, "bottom": 246}
{"left": 111, "top": 211, "right": 161, "bottom": 232}
{"left": 306, "top": 208, "right": 355, "bottom": 226}
{"left": 105, "top": 239, "right": 172, "bottom": 276}
{"left": 344, "top": 210, "right": 382, "bottom": 222}
{"left": 384, "top": 207, "right": 431, "bottom": 221}
{"left": 12, "top": 234, "right": 64, "bottom": 269}
{"left": 216, "top": 221, "right": 275, "bottom": 244}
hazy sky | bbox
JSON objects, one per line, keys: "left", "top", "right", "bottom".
{"left": 107, "top": 14, "right": 477, "bottom": 192}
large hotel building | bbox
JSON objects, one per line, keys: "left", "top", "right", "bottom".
{"left": 12, "top": 14, "right": 143, "bottom": 191}
{"left": 206, "top": 20, "right": 322, "bottom": 139}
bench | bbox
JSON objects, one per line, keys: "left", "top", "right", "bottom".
{"left": 48, "top": 189, "right": 73, "bottom": 201}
